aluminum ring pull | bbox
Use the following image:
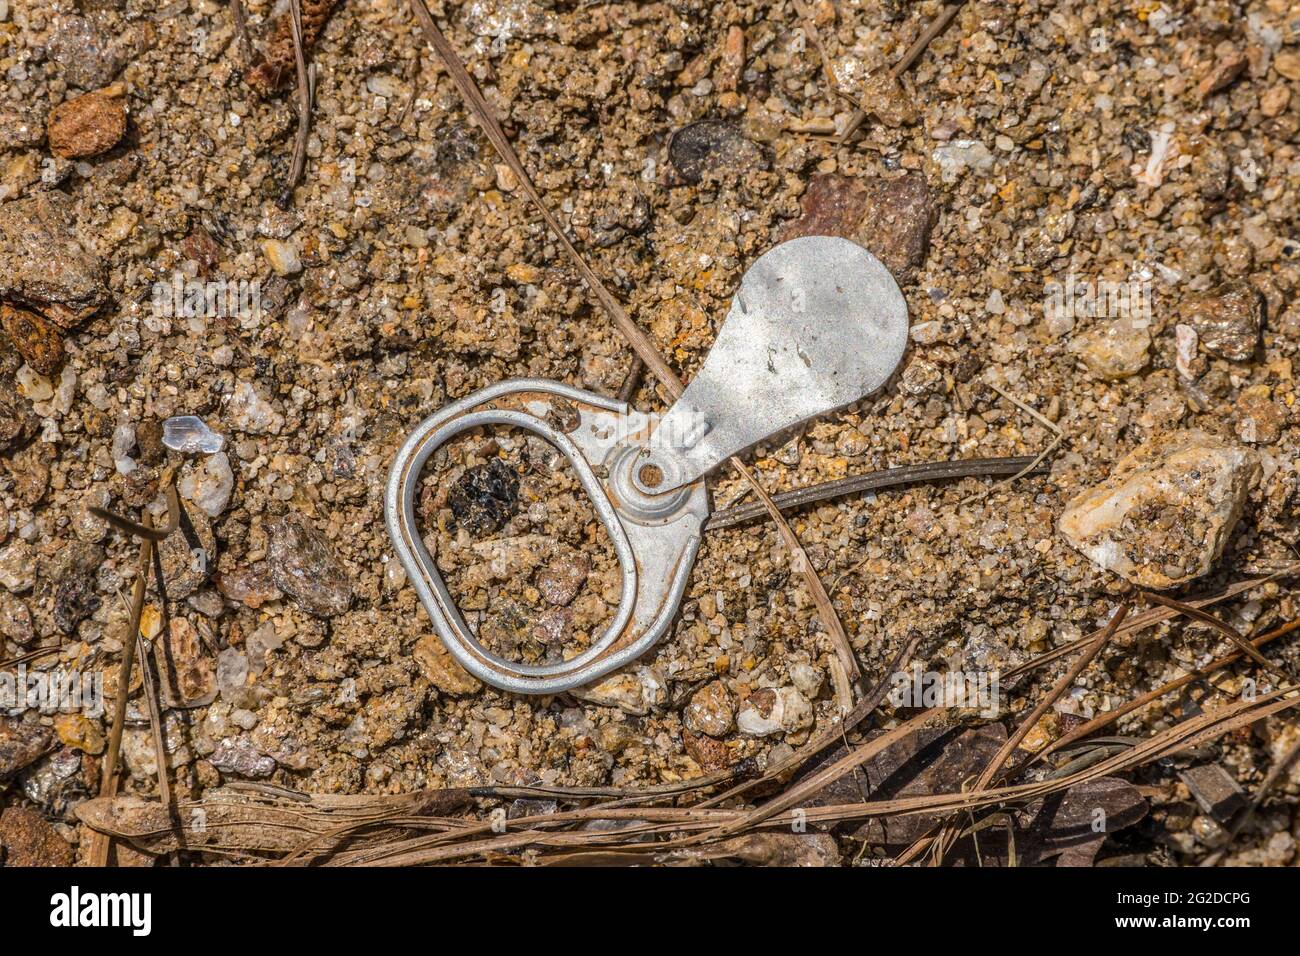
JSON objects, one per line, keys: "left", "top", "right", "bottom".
{"left": 385, "top": 380, "right": 710, "bottom": 695}
{"left": 387, "top": 235, "right": 908, "bottom": 695}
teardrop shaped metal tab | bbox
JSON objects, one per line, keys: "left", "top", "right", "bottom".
{"left": 633, "top": 235, "right": 909, "bottom": 494}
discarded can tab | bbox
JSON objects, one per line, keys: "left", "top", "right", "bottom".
{"left": 386, "top": 236, "right": 909, "bottom": 694}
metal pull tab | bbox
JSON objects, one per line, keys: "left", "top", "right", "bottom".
{"left": 632, "top": 235, "right": 909, "bottom": 495}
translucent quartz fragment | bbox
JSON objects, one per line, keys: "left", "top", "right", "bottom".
{"left": 162, "top": 415, "right": 225, "bottom": 454}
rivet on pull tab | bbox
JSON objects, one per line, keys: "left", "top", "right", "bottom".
{"left": 386, "top": 235, "right": 909, "bottom": 694}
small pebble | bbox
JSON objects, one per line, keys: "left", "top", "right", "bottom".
{"left": 1182, "top": 281, "right": 1262, "bottom": 361}
{"left": 684, "top": 680, "right": 735, "bottom": 737}
{"left": 267, "top": 513, "right": 354, "bottom": 618}
{"left": 162, "top": 415, "right": 225, "bottom": 454}
{"left": 1059, "top": 430, "right": 1260, "bottom": 589}
{"left": 47, "top": 84, "right": 127, "bottom": 158}
{"left": 178, "top": 451, "right": 234, "bottom": 517}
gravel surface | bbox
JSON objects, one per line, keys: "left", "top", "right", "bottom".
{"left": 1, "top": 0, "right": 1298, "bottom": 866}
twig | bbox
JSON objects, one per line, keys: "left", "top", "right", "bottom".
{"left": 279, "top": 0, "right": 314, "bottom": 208}
{"left": 705, "top": 455, "right": 1048, "bottom": 531}
{"left": 0, "top": 646, "right": 61, "bottom": 670}
{"left": 839, "top": 1, "right": 965, "bottom": 144}
{"left": 89, "top": 512, "right": 157, "bottom": 867}
{"left": 615, "top": 356, "right": 644, "bottom": 404}
{"left": 138, "top": 618, "right": 174, "bottom": 816}
{"left": 90, "top": 480, "right": 181, "bottom": 542}
{"left": 110, "top": 586, "right": 174, "bottom": 816}
{"left": 229, "top": 0, "right": 255, "bottom": 66}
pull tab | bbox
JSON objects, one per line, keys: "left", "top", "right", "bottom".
{"left": 633, "top": 235, "right": 909, "bottom": 495}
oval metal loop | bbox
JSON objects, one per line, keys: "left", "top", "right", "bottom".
{"left": 386, "top": 379, "right": 708, "bottom": 695}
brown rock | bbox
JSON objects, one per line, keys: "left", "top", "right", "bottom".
{"left": 1272, "top": 50, "right": 1300, "bottom": 81}
{"left": 1234, "top": 385, "right": 1284, "bottom": 444}
{"left": 414, "top": 633, "right": 482, "bottom": 696}
{"left": 1197, "top": 49, "right": 1248, "bottom": 98}
{"left": 181, "top": 228, "right": 222, "bottom": 276}
{"left": 134, "top": 418, "right": 165, "bottom": 464}
{"left": 531, "top": 606, "right": 573, "bottom": 646}
{"left": 54, "top": 713, "right": 106, "bottom": 755}
{"left": 684, "top": 680, "right": 735, "bottom": 737}
{"left": 267, "top": 513, "right": 353, "bottom": 617}
{"left": 1187, "top": 135, "right": 1231, "bottom": 201}
{"left": 716, "top": 25, "right": 745, "bottom": 92}
{"left": 0, "top": 396, "right": 37, "bottom": 453}
{"left": 0, "top": 302, "right": 65, "bottom": 375}
{"left": 855, "top": 173, "right": 939, "bottom": 283}
{"left": 779, "top": 173, "right": 869, "bottom": 244}
{"left": 1260, "top": 85, "right": 1291, "bottom": 118}
{"left": 1069, "top": 318, "right": 1152, "bottom": 380}
{"left": 159, "top": 617, "right": 217, "bottom": 708}
{"left": 855, "top": 71, "right": 919, "bottom": 128}
{"left": 0, "top": 597, "right": 35, "bottom": 645}
{"left": 536, "top": 551, "right": 590, "bottom": 606}
{"left": 683, "top": 729, "right": 732, "bottom": 771}
{"left": 11, "top": 442, "right": 53, "bottom": 509}
{"left": 781, "top": 172, "right": 937, "bottom": 284}
{"left": 214, "top": 563, "right": 283, "bottom": 608}
{"left": 1059, "top": 430, "right": 1260, "bottom": 589}
{"left": 47, "top": 85, "right": 127, "bottom": 158}
{"left": 1183, "top": 281, "right": 1263, "bottom": 361}
{"left": 0, "top": 192, "right": 107, "bottom": 326}
{"left": 0, "top": 717, "right": 54, "bottom": 781}
{"left": 0, "top": 807, "right": 75, "bottom": 866}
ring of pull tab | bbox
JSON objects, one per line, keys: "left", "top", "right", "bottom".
{"left": 387, "top": 236, "right": 909, "bottom": 694}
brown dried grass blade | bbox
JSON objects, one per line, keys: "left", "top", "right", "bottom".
{"left": 925, "top": 601, "right": 1130, "bottom": 863}
{"left": 1031, "top": 615, "right": 1300, "bottom": 768}
{"left": 279, "top": 0, "right": 315, "bottom": 207}
{"left": 1002, "top": 576, "right": 1274, "bottom": 684}
{"left": 1142, "top": 589, "right": 1293, "bottom": 684}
